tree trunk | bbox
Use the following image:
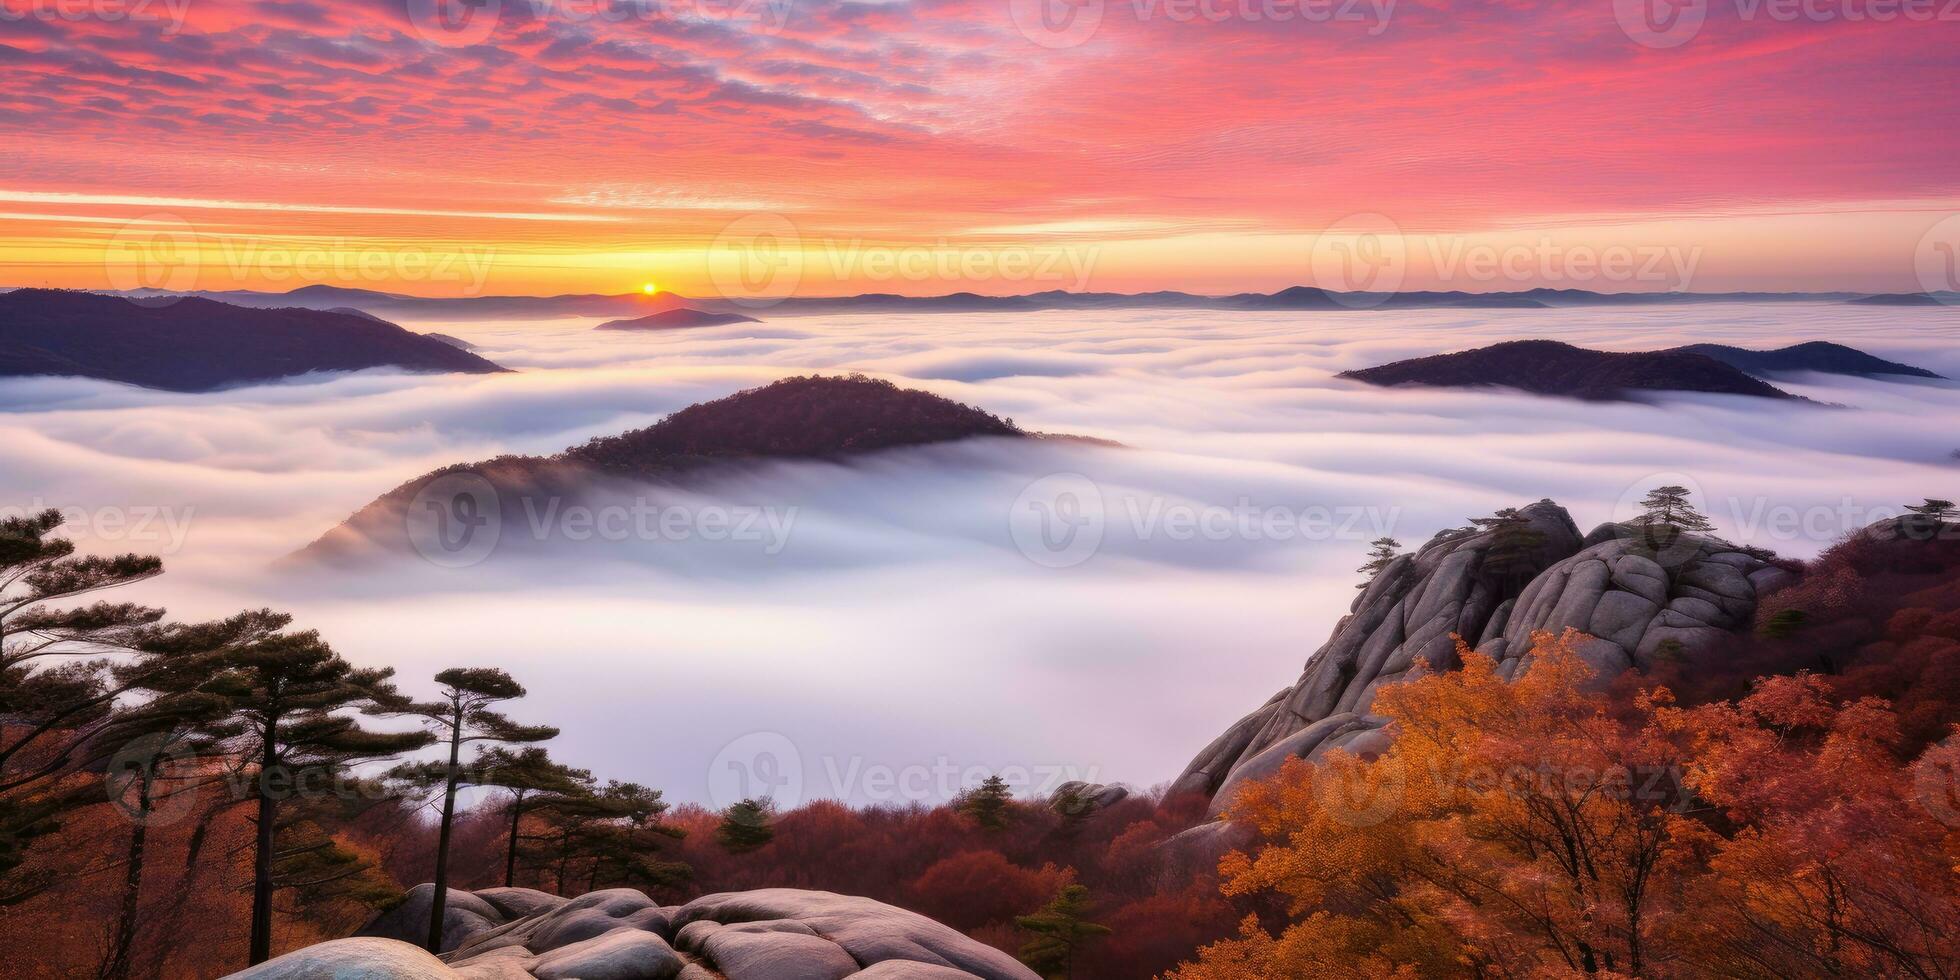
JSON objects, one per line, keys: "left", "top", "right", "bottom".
{"left": 99, "top": 766, "right": 154, "bottom": 980}
{"left": 248, "top": 718, "right": 279, "bottom": 965}
{"left": 503, "top": 792, "right": 525, "bottom": 888}
{"left": 555, "top": 830, "right": 571, "bottom": 893}
{"left": 425, "top": 707, "right": 464, "bottom": 952}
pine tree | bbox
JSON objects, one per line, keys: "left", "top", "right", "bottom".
{"left": 1355, "top": 537, "right": 1403, "bottom": 590}
{"left": 519, "top": 781, "right": 689, "bottom": 895}
{"left": 1635, "top": 485, "right": 1715, "bottom": 533}
{"left": 960, "top": 774, "right": 1015, "bottom": 831}
{"left": 471, "top": 746, "right": 590, "bottom": 888}
{"left": 716, "top": 799, "right": 776, "bottom": 853}
{"left": 89, "top": 687, "right": 238, "bottom": 980}
{"left": 1050, "top": 787, "right": 1094, "bottom": 839}
{"left": 0, "top": 508, "right": 167, "bottom": 904}
{"left": 384, "top": 668, "right": 555, "bottom": 952}
{"left": 1470, "top": 508, "right": 1547, "bottom": 587}
{"left": 1905, "top": 498, "right": 1955, "bottom": 519}
{"left": 138, "top": 611, "right": 434, "bottom": 965}
{"left": 1016, "top": 883, "right": 1110, "bottom": 979}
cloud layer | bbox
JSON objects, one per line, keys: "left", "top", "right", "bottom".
{"left": 2, "top": 303, "right": 1957, "bottom": 804}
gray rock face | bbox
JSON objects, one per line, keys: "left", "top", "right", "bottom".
{"left": 474, "top": 888, "right": 568, "bottom": 921}
{"left": 671, "top": 889, "right": 1037, "bottom": 980}
{"left": 358, "top": 884, "right": 507, "bottom": 954}
{"left": 1174, "top": 500, "right": 1585, "bottom": 815}
{"left": 530, "top": 929, "right": 684, "bottom": 980}
{"left": 1479, "top": 527, "right": 1774, "bottom": 680}
{"left": 1050, "top": 780, "right": 1131, "bottom": 812}
{"left": 233, "top": 886, "right": 1039, "bottom": 980}
{"left": 226, "top": 938, "right": 455, "bottom": 980}
{"left": 1176, "top": 504, "right": 1782, "bottom": 819}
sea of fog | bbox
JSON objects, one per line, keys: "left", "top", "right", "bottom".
{"left": 3, "top": 304, "right": 1957, "bottom": 808}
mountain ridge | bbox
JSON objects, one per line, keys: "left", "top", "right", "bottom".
{"left": 1337, "top": 339, "right": 1801, "bottom": 401}
{"left": 76, "top": 283, "right": 1958, "bottom": 321}
{"left": 0, "top": 288, "right": 506, "bottom": 391}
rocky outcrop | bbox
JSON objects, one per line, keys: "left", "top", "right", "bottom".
{"left": 359, "top": 884, "right": 520, "bottom": 954}
{"left": 1173, "top": 500, "right": 1584, "bottom": 814}
{"left": 1176, "top": 501, "right": 1791, "bottom": 817}
{"left": 225, "top": 938, "right": 458, "bottom": 979}
{"left": 1477, "top": 524, "right": 1789, "bottom": 679}
{"left": 1050, "top": 780, "right": 1131, "bottom": 812}
{"left": 234, "top": 886, "right": 1038, "bottom": 980}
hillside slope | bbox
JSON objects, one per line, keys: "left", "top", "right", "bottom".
{"left": 0, "top": 289, "right": 505, "bottom": 391}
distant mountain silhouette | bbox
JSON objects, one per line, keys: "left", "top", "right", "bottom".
{"left": 595, "top": 308, "right": 761, "bottom": 331}
{"left": 1847, "top": 292, "right": 1960, "bottom": 306}
{"left": 107, "top": 285, "right": 1934, "bottom": 322}
{"left": 1339, "top": 340, "right": 1798, "bottom": 401}
{"left": 1668, "top": 341, "right": 1942, "bottom": 379}
{"left": 0, "top": 289, "right": 506, "bottom": 392}
{"left": 296, "top": 375, "right": 1034, "bottom": 564}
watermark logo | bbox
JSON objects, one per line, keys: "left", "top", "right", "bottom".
{"left": 103, "top": 214, "right": 198, "bottom": 302}
{"left": 0, "top": 0, "right": 194, "bottom": 35}
{"left": 1915, "top": 213, "right": 1960, "bottom": 304}
{"left": 1426, "top": 236, "right": 1701, "bottom": 290}
{"left": 405, "top": 0, "right": 503, "bottom": 46}
{"left": 1615, "top": 0, "right": 1958, "bottom": 49}
{"left": 707, "top": 213, "right": 804, "bottom": 308}
{"left": 1010, "top": 473, "right": 1106, "bottom": 568}
{"left": 0, "top": 499, "right": 196, "bottom": 554}
{"left": 1314, "top": 752, "right": 1407, "bottom": 827}
{"left": 1009, "top": 0, "right": 1106, "bottom": 48}
{"left": 1614, "top": 0, "right": 1708, "bottom": 48}
{"left": 709, "top": 731, "right": 804, "bottom": 812}
{"left": 104, "top": 734, "right": 202, "bottom": 829}
{"left": 1608, "top": 472, "right": 1712, "bottom": 568}
{"left": 407, "top": 472, "right": 503, "bottom": 568}
{"left": 1309, "top": 212, "right": 1406, "bottom": 308}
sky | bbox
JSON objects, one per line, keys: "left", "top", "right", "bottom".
{"left": 4, "top": 304, "right": 1954, "bottom": 802}
{"left": 2, "top": 0, "right": 1958, "bottom": 297}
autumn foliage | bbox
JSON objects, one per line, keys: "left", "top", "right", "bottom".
{"left": 1171, "top": 628, "right": 1960, "bottom": 979}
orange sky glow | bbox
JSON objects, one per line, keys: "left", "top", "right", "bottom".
{"left": 1, "top": 0, "right": 1956, "bottom": 298}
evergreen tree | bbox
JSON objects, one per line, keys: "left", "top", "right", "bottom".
{"left": 715, "top": 798, "right": 776, "bottom": 853}
{"left": 1634, "top": 485, "right": 1715, "bottom": 533}
{"left": 138, "top": 611, "right": 434, "bottom": 965}
{"left": 1050, "top": 788, "right": 1095, "bottom": 841}
{"left": 89, "top": 686, "right": 237, "bottom": 980}
{"left": 0, "top": 508, "right": 167, "bottom": 903}
{"left": 1015, "top": 883, "right": 1110, "bottom": 979}
{"left": 470, "top": 746, "right": 590, "bottom": 888}
{"left": 1470, "top": 508, "right": 1547, "bottom": 587}
{"left": 960, "top": 774, "right": 1015, "bottom": 831}
{"left": 522, "top": 781, "right": 688, "bottom": 895}
{"left": 1904, "top": 498, "right": 1954, "bottom": 519}
{"left": 384, "top": 668, "right": 555, "bottom": 952}
{"left": 1355, "top": 537, "right": 1403, "bottom": 590}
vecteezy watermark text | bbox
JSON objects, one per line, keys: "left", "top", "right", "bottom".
{"left": 709, "top": 730, "right": 1103, "bottom": 811}
{"left": 705, "top": 214, "right": 1102, "bottom": 306}
{"left": 0, "top": 499, "right": 195, "bottom": 554}
{"left": 1008, "top": 472, "right": 1403, "bottom": 568}
{"left": 1, "top": 0, "right": 192, "bottom": 34}
{"left": 406, "top": 474, "right": 799, "bottom": 568}
{"left": 103, "top": 214, "right": 498, "bottom": 300}
{"left": 1010, "top": 0, "right": 1395, "bottom": 48}
{"left": 1614, "top": 0, "right": 1960, "bottom": 49}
